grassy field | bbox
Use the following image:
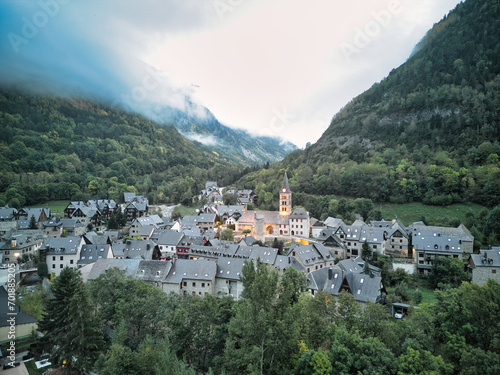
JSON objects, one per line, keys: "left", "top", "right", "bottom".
{"left": 27, "top": 200, "right": 69, "bottom": 214}
{"left": 409, "top": 286, "right": 438, "bottom": 305}
{"left": 376, "top": 202, "right": 486, "bottom": 226}
{"left": 172, "top": 204, "right": 203, "bottom": 217}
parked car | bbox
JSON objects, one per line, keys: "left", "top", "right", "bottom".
{"left": 394, "top": 310, "right": 404, "bottom": 319}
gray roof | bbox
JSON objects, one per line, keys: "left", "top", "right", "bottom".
{"left": 0, "top": 288, "right": 37, "bottom": 327}
{"left": 346, "top": 272, "right": 383, "bottom": 302}
{"left": 156, "top": 230, "right": 184, "bottom": 246}
{"left": 236, "top": 245, "right": 278, "bottom": 264}
{"left": 122, "top": 240, "right": 155, "bottom": 260}
{"left": 308, "top": 266, "right": 344, "bottom": 295}
{"left": 164, "top": 259, "right": 217, "bottom": 284}
{"left": 338, "top": 258, "right": 363, "bottom": 273}
{"left": 135, "top": 260, "right": 173, "bottom": 282}
{"left": 78, "top": 244, "right": 112, "bottom": 265}
{"left": 359, "top": 227, "right": 385, "bottom": 245}
{"left": 87, "top": 258, "right": 142, "bottom": 280}
{"left": 323, "top": 217, "right": 345, "bottom": 229}
{"left": 59, "top": 218, "right": 84, "bottom": 229}
{"left": 216, "top": 258, "right": 247, "bottom": 280}
{"left": 43, "top": 236, "right": 83, "bottom": 255}
{"left": 290, "top": 243, "right": 330, "bottom": 266}
{"left": 134, "top": 215, "right": 164, "bottom": 227}
{"left": 124, "top": 192, "right": 136, "bottom": 202}
{"left": 470, "top": 250, "right": 500, "bottom": 267}
{"left": 20, "top": 208, "right": 50, "bottom": 221}
{"left": 182, "top": 213, "right": 217, "bottom": 226}
{"left": 215, "top": 205, "right": 245, "bottom": 217}
{"left": 411, "top": 224, "right": 473, "bottom": 253}
{"left": 88, "top": 199, "right": 117, "bottom": 210}
{"left": 240, "top": 235, "right": 257, "bottom": 246}
{"left": 290, "top": 207, "right": 309, "bottom": 219}
{"left": 0, "top": 207, "right": 17, "bottom": 220}
{"left": 273, "top": 255, "right": 305, "bottom": 273}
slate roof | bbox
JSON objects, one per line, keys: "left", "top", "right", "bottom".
{"left": 86, "top": 258, "right": 142, "bottom": 280}
{"left": 338, "top": 258, "right": 363, "bottom": 273}
{"left": 182, "top": 214, "right": 217, "bottom": 226}
{"left": 134, "top": 215, "right": 164, "bottom": 227}
{"left": 359, "top": 227, "right": 385, "bottom": 245}
{"left": 323, "top": 217, "right": 345, "bottom": 229}
{"left": 0, "top": 207, "right": 17, "bottom": 220}
{"left": 240, "top": 235, "right": 257, "bottom": 246}
{"left": 156, "top": 230, "right": 184, "bottom": 246}
{"left": 469, "top": 250, "right": 500, "bottom": 267}
{"left": 78, "top": 244, "right": 112, "bottom": 265}
{"left": 164, "top": 259, "right": 217, "bottom": 284}
{"left": 236, "top": 245, "right": 278, "bottom": 264}
{"left": 88, "top": 199, "right": 117, "bottom": 210}
{"left": 43, "top": 236, "right": 83, "bottom": 255}
{"left": 135, "top": 260, "right": 173, "bottom": 282}
{"left": 308, "top": 266, "right": 344, "bottom": 295}
{"left": 215, "top": 205, "right": 245, "bottom": 217}
{"left": 216, "top": 258, "right": 247, "bottom": 280}
{"left": 19, "top": 208, "right": 50, "bottom": 221}
{"left": 411, "top": 224, "right": 473, "bottom": 253}
{"left": 0, "top": 287, "right": 37, "bottom": 327}
{"left": 346, "top": 272, "right": 383, "bottom": 302}
{"left": 122, "top": 240, "right": 155, "bottom": 260}
{"left": 290, "top": 243, "right": 330, "bottom": 266}
{"left": 290, "top": 207, "right": 309, "bottom": 219}
{"left": 273, "top": 255, "right": 305, "bottom": 273}
{"left": 124, "top": 193, "right": 136, "bottom": 203}
{"left": 59, "top": 218, "right": 84, "bottom": 229}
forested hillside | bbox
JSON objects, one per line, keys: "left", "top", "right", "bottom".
{"left": 0, "top": 89, "right": 243, "bottom": 207}
{"left": 238, "top": 0, "right": 500, "bottom": 210}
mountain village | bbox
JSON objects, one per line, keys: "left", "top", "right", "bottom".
{"left": 2, "top": 172, "right": 497, "bottom": 346}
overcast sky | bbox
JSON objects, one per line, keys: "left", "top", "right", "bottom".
{"left": 0, "top": 0, "right": 462, "bottom": 147}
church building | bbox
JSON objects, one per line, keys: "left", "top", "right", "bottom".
{"left": 235, "top": 173, "right": 310, "bottom": 242}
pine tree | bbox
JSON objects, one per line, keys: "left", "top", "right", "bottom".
{"left": 361, "top": 240, "right": 372, "bottom": 261}
{"left": 29, "top": 214, "right": 37, "bottom": 229}
{"left": 38, "top": 267, "right": 104, "bottom": 373}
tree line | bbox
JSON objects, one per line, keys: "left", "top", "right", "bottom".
{"left": 22, "top": 259, "right": 500, "bottom": 375}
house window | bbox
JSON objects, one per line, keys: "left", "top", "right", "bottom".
{"left": 202, "top": 283, "right": 205, "bottom": 287}
{"left": 352, "top": 249, "right": 359, "bottom": 256}
{"left": 183, "top": 281, "right": 187, "bottom": 287}
{"left": 60, "top": 264, "right": 63, "bottom": 268}
{"left": 373, "top": 245, "right": 377, "bottom": 249}
{"left": 60, "top": 256, "right": 63, "bottom": 261}
{"left": 192, "top": 282, "right": 196, "bottom": 287}
{"left": 52, "top": 264, "right": 55, "bottom": 269}
{"left": 492, "top": 270, "right": 497, "bottom": 274}
{"left": 52, "top": 256, "right": 56, "bottom": 261}
{"left": 70, "top": 259, "right": 74, "bottom": 264}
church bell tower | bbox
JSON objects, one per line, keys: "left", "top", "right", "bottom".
{"left": 279, "top": 172, "right": 292, "bottom": 216}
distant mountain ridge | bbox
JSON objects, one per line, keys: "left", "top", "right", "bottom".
{"left": 151, "top": 99, "right": 296, "bottom": 166}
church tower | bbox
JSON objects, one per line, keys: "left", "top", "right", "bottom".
{"left": 279, "top": 172, "right": 292, "bottom": 216}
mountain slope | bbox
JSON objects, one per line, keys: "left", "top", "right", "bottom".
{"left": 236, "top": 0, "right": 500, "bottom": 216}
{"left": 153, "top": 100, "right": 296, "bottom": 166}
{"left": 0, "top": 89, "right": 244, "bottom": 207}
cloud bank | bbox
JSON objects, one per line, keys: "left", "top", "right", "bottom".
{"left": 0, "top": 0, "right": 462, "bottom": 147}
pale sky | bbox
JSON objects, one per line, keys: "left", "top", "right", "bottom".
{"left": 0, "top": 0, "right": 463, "bottom": 147}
